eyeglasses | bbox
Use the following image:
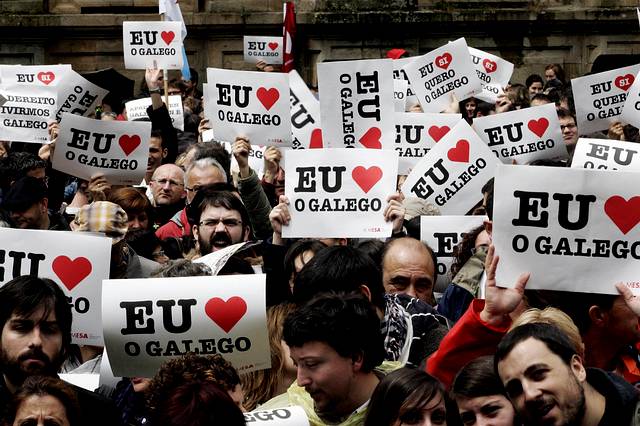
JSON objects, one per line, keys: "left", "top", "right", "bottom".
{"left": 152, "top": 178, "right": 184, "bottom": 188}
{"left": 199, "top": 218, "right": 242, "bottom": 229}
{"left": 560, "top": 123, "right": 577, "bottom": 131}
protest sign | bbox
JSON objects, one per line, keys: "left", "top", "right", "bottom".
{"left": 0, "top": 228, "right": 111, "bottom": 345}
{"left": 619, "top": 68, "right": 640, "bottom": 129}
{"left": 394, "top": 112, "right": 461, "bottom": 174}
{"left": 420, "top": 215, "right": 486, "bottom": 289}
{"left": 402, "top": 120, "right": 499, "bottom": 214}
{"left": 55, "top": 70, "right": 108, "bottom": 121}
{"left": 493, "top": 165, "right": 640, "bottom": 295}
{"left": 468, "top": 47, "right": 513, "bottom": 103}
{"left": 572, "top": 64, "right": 640, "bottom": 134}
{"left": 318, "top": 58, "right": 395, "bottom": 149}
{"left": 289, "top": 70, "right": 323, "bottom": 150}
{"left": 392, "top": 57, "right": 421, "bottom": 111}
{"left": 194, "top": 242, "right": 261, "bottom": 275}
{"left": 244, "top": 407, "right": 310, "bottom": 425}
{"left": 0, "top": 64, "right": 72, "bottom": 87}
{"left": 52, "top": 113, "right": 151, "bottom": 185}
{"left": 207, "top": 68, "right": 291, "bottom": 146}
{"left": 394, "top": 79, "right": 408, "bottom": 112}
{"left": 222, "top": 141, "right": 266, "bottom": 178}
{"left": 244, "top": 36, "right": 283, "bottom": 65}
{"left": 103, "top": 275, "right": 270, "bottom": 377}
{"left": 60, "top": 374, "right": 99, "bottom": 392}
{"left": 283, "top": 148, "right": 398, "bottom": 238}
{"left": 403, "top": 38, "right": 483, "bottom": 113}
{"left": 571, "top": 138, "right": 640, "bottom": 172}
{"left": 473, "top": 103, "right": 567, "bottom": 164}
{"left": 123, "top": 21, "right": 183, "bottom": 70}
{"left": 0, "top": 84, "right": 58, "bottom": 144}
{"left": 126, "top": 95, "right": 184, "bottom": 130}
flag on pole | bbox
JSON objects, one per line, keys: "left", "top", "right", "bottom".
{"left": 282, "top": 2, "right": 296, "bottom": 73}
{"left": 159, "top": 0, "right": 190, "bottom": 80}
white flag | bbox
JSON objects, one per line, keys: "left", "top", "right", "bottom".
{"left": 159, "top": 0, "right": 187, "bottom": 40}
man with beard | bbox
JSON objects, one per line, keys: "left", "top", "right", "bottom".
{"left": 495, "top": 322, "right": 640, "bottom": 425}
{"left": 0, "top": 276, "right": 121, "bottom": 425}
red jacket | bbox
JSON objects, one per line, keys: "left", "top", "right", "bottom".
{"left": 155, "top": 208, "right": 191, "bottom": 240}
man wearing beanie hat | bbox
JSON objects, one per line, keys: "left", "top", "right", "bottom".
{"left": 2, "top": 176, "right": 69, "bottom": 230}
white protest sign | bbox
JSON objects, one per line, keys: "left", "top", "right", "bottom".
{"left": 571, "top": 138, "right": 640, "bottom": 172}
{"left": 102, "top": 275, "right": 270, "bottom": 377}
{"left": 468, "top": 47, "right": 514, "bottom": 103}
{"left": 194, "top": 242, "right": 261, "bottom": 276}
{"left": 244, "top": 407, "right": 310, "bottom": 425}
{"left": 493, "top": 165, "right": 640, "bottom": 294}
{"left": 472, "top": 103, "right": 568, "bottom": 164}
{"left": 207, "top": 68, "right": 291, "bottom": 146}
{"left": 0, "top": 228, "right": 111, "bottom": 345}
{"left": 60, "top": 374, "right": 99, "bottom": 392}
{"left": 123, "top": 21, "right": 183, "bottom": 70}
{"left": 394, "top": 79, "right": 408, "bottom": 112}
{"left": 283, "top": 148, "right": 398, "bottom": 238}
{"left": 392, "top": 57, "right": 421, "bottom": 110}
{"left": 404, "top": 38, "right": 483, "bottom": 113}
{"left": 126, "top": 95, "right": 184, "bottom": 130}
{"left": 244, "top": 36, "right": 283, "bottom": 65}
{"left": 0, "top": 64, "right": 72, "bottom": 87}
{"left": 394, "top": 112, "right": 461, "bottom": 175}
{"left": 289, "top": 70, "right": 323, "bottom": 150}
{"left": 52, "top": 113, "right": 151, "bottom": 185}
{"left": 318, "top": 58, "right": 395, "bottom": 149}
{"left": 402, "top": 120, "right": 499, "bottom": 214}
{"left": 420, "top": 215, "right": 486, "bottom": 289}
{"left": 572, "top": 64, "right": 640, "bottom": 134}
{"left": 619, "top": 68, "right": 640, "bottom": 129}
{"left": 223, "top": 141, "right": 266, "bottom": 178}
{"left": 55, "top": 71, "right": 108, "bottom": 122}
{"left": 0, "top": 84, "right": 58, "bottom": 144}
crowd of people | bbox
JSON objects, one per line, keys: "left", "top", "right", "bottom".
{"left": 0, "top": 52, "right": 639, "bottom": 426}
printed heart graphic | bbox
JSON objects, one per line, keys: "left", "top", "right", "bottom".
{"left": 52, "top": 256, "right": 92, "bottom": 291}
{"left": 447, "top": 139, "right": 470, "bottom": 163}
{"left": 527, "top": 118, "right": 549, "bottom": 138}
{"left": 309, "top": 128, "right": 323, "bottom": 149}
{"left": 161, "top": 31, "right": 175, "bottom": 45}
{"left": 483, "top": 59, "right": 497, "bottom": 73}
{"left": 604, "top": 196, "right": 640, "bottom": 235}
{"left": 359, "top": 127, "right": 382, "bottom": 149}
{"left": 118, "top": 135, "right": 141, "bottom": 156}
{"left": 37, "top": 71, "right": 55, "bottom": 85}
{"left": 434, "top": 53, "right": 452, "bottom": 70}
{"left": 428, "top": 125, "right": 450, "bottom": 142}
{"left": 256, "top": 87, "right": 280, "bottom": 110}
{"left": 268, "top": 42, "right": 279, "bottom": 51}
{"left": 614, "top": 74, "right": 635, "bottom": 92}
{"left": 352, "top": 166, "right": 383, "bottom": 194}
{"left": 205, "top": 297, "right": 248, "bottom": 333}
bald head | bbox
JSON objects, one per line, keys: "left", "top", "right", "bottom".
{"left": 150, "top": 164, "right": 186, "bottom": 206}
{"left": 382, "top": 237, "right": 436, "bottom": 305}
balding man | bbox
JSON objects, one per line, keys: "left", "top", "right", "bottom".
{"left": 149, "top": 163, "right": 186, "bottom": 226}
{"left": 382, "top": 237, "right": 437, "bottom": 305}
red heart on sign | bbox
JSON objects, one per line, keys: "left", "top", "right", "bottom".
{"left": 161, "top": 31, "right": 175, "bottom": 45}
{"left": 352, "top": 166, "right": 383, "bottom": 194}
{"left": 447, "top": 140, "right": 470, "bottom": 163}
{"left": 483, "top": 59, "right": 497, "bottom": 73}
{"left": 256, "top": 87, "right": 280, "bottom": 110}
{"left": 527, "top": 118, "right": 549, "bottom": 138}
{"left": 434, "top": 53, "right": 452, "bottom": 70}
{"left": 309, "top": 128, "right": 323, "bottom": 149}
{"left": 359, "top": 127, "right": 382, "bottom": 149}
{"left": 268, "top": 42, "right": 279, "bottom": 51}
{"left": 428, "top": 125, "right": 450, "bottom": 142}
{"left": 119, "top": 135, "right": 141, "bottom": 156}
{"left": 52, "top": 256, "right": 92, "bottom": 291}
{"left": 614, "top": 74, "right": 635, "bottom": 92}
{"left": 604, "top": 196, "right": 640, "bottom": 235}
{"left": 37, "top": 72, "right": 55, "bottom": 85}
{"left": 204, "top": 297, "right": 247, "bottom": 333}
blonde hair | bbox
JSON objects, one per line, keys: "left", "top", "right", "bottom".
{"left": 511, "top": 307, "right": 584, "bottom": 358}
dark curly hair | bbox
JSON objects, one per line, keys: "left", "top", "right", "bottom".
{"left": 449, "top": 224, "right": 485, "bottom": 278}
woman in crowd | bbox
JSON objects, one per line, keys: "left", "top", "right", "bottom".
{"left": 108, "top": 187, "right": 154, "bottom": 239}
{"left": 8, "top": 376, "right": 80, "bottom": 426}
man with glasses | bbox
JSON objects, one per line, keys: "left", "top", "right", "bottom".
{"left": 149, "top": 163, "right": 186, "bottom": 227}
{"left": 557, "top": 107, "right": 579, "bottom": 157}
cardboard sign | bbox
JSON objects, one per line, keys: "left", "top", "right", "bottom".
{"left": 283, "top": 148, "right": 399, "bottom": 238}
{"left": 0, "top": 64, "right": 72, "bottom": 87}
{"left": 571, "top": 138, "right": 640, "bottom": 172}
{"left": 402, "top": 120, "right": 500, "bottom": 214}
{"left": 0, "top": 84, "right": 58, "bottom": 144}
{"left": 472, "top": 103, "right": 568, "bottom": 164}
{"left": 394, "top": 79, "right": 409, "bottom": 112}
{"left": 572, "top": 64, "right": 640, "bottom": 134}
{"left": 318, "top": 59, "right": 395, "bottom": 149}
{"left": 126, "top": 95, "right": 184, "bottom": 131}
{"left": 392, "top": 57, "right": 421, "bottom": 111}
{"left": 206, "top": 68, "right": 291, "bottom": 146}
{"left": 243, "top": 36, "right": 284, "bottom": 65}
{"left": 468, "top": 47, "right": 514, "bottom": 103}
{"left": 289, "top": 70, "right": 323, "bottom": 150}
{"left": 0, "top": 228, "right": 111, "bottom": 345}
{"left": 420, "top": 215, "right": 486, "bottom": 289}
{"left": 102, "top": 275, "right": 270, "bottom": 377}
{"left": 403, "top": 38, "right": 483, "bottom": 113}
{"left": 55, "top": 70, "right": 108, "bottom": 122}
{"left": 493, "top": 165, "right": 640, "bottom": 295}
{"left": 123, "top": 21, "right": 183, "bottom": 70}
{"left": 394, "top": 112, "right": 462, "bottom": 174}
{"left": 52, "top": 113, "right": 151, "bottom": 185}
{"left": 244, "top": 407, "right": 310, "bottom": 425}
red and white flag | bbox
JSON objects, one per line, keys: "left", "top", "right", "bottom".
{"left": 282, "top": 2, "right": 296, "bottom": 72}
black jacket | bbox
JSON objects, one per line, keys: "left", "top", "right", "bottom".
{"left": 588, "top": 368, "right": 640, "bottom": 426}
